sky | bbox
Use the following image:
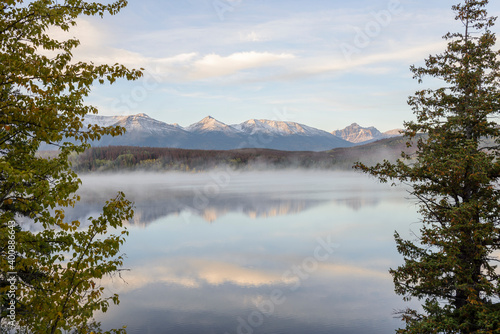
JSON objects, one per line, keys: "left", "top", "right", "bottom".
{"left": 65, "top": 0, "right": 500, "bottom": 132}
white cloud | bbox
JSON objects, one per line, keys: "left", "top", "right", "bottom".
{"left": 44, "top": 10, "right": 449, "bottom": 86}
{"left": 124, "top": 51, "right": 296, "bottom": 82}
{"left": 162, "top": 88, "right": 241, "bottom": 101}
{"left": 240, "top": 31, "right": 265, "bottom": 42}
{"left": 268, "top": 41, "right": 447, "bottom": 81}
{"left": 189, "top": 51, "right": 295, "bottom": 79}
{"left": 49, "top": 20, "right": 295, "bottom": 81}
{"left": 47, "top": 8, "right": 451, "bottom": 84}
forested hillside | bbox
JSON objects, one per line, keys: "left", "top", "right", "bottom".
{"left": 62, "top": 135, "right": 414, "bottom": 172}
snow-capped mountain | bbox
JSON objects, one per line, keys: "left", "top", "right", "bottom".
{"left": 83, "top": 113, "right": 183, "bottom": 133}
{"left": 332, "top": 123, "right": 402, "bottom": 144}
{"left": 180, "top": 116, "right": 246, "bottom": 150}
{"left": 186, "top": 116, "right": 240, "bottom": 135}
{"left": 64, "top": 114, "right": 361, "bottom": 151}
{"left": 84, "top": 113, "right": 192, "bottom": 148}
{"left": 81, "top": 114, "right": 124, "bottom": 128}
{"left": 233, "top": 119, "right": 329, "bottom": 136}
{"left": 231, "top": 118, "right": 351, "bottom": 151}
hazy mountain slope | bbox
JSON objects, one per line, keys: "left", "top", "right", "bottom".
{"left": 326, "top": 135, "right": 417, "bottom": 169}
{"left": 332, "top": 123, "right": 402, "bottom": 144}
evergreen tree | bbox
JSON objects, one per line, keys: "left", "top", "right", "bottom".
{"left": 357, "top": 0, "right": 500, "bottom": 332}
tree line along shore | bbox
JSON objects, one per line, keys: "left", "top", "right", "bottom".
{"left": 40, "top": 135, "right": 414, "bottom": 172}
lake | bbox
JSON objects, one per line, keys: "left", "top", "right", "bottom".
{"left": 72, "top": 170, "right": 420, "bottom": 334}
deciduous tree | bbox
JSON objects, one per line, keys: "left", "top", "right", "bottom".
{"left": 357, "top": 0, "right": 500, "bottom": 332}
{"left": 0, "top": 1, "right": 141, "bottom": 333}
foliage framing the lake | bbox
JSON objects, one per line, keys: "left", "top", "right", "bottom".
{"left": 0, "top": 1, "right": 141, "bottom": 333}
{"left": 357, "top": 1, "right": 500, "bottom": 333}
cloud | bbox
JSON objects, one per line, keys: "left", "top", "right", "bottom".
{"left": 59, "top": 21, "right": 295, "bottom": 81}
{"left": 188, "top": 51, "right": 295, "bottom": 79}
{"left": 266, "top": 41, "right": 448, "bottom": 81}
{"left": 46, "top": 11, "right": 448, "bottom": 85}
{"left": 162, "top": 88, "right": 241, "bottom": 101}
{"left": 141, "top": 41, "right": 445, "bottom": 84}
{"left": 240, "top": 31, "right": 262, "bottom": 42}
{"left": 129, "top": 51, "right": 296, "bottom": 82}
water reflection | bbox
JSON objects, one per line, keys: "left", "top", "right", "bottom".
{"left": 76, "top": 171, "right": 418, "bottom": 333}
{"left": 61, "top": 171, "right": 395, "bottom": 226}
{"left": 65, "top": 191, "right": 326, "bottom": 226}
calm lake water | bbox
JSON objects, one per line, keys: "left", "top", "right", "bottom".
{"left": 73, "top": 170, "right": 420, "bottom": 334}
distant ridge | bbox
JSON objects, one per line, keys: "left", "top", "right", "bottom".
{"left": 77, "top": 114, "right": 356, "bottom": 152}
{"left": 42, "top": 114, "right": 402, "bottom": 152}
{"left": 68, "top": 135, "right": 416, "bottom": 173}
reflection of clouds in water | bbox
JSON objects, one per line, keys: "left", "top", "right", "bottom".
{"left": 104, "top": 257, "right": 297, "bottom": 292}
{"left": 99, "top": 256, "right": 405, "bottom": 333}
{"left": 16, "top": 171, "right": 415, "bottom": 333}
{"left": 100, "top": 282, "right": 400, "bottom": 334}
{"left": 105, "top": 257, "right": 389, "bottom": 294}
{"left": 89, "top": 172, "right": 416, "bottom": 334}
{"left": 318, "top": 262, "right": 390, "bottom": 280}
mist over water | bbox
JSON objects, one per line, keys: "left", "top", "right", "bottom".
{"left": 74, "top": 170, "right": 407, "bottom": 224}
{"left": 72, "top": 171, "right": 418, "bottom": 333}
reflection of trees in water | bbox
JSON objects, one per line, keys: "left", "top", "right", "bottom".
{"left": 63, "top": 192, "right": 324, "bottom": 226}
{"left": 63, "top": 193, "right": 384, "bottom": 227}
{"left": 335, "top": 197, "right": 381, "bottom": 211}
{"left": 18, "top": 183, "right": 387, "bottom": 230}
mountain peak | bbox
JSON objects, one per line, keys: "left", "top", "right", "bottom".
{"left": 186, "top": 116, "right": 239, "bottom": 135}
{"left": 195, "top": 116, "right": 224, "bottom": 126}
{"left": 134, "top": 113, "right": 150, "bottom": 118}
{"left": 201, "top": 115, "right": 216, "bottom": 122}
{"left": 332, "top": 123, "right": 401, "bottom": 144}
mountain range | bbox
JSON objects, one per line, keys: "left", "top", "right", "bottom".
{"left": 74, "top": 113, "right": 401, "bottom": 152}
